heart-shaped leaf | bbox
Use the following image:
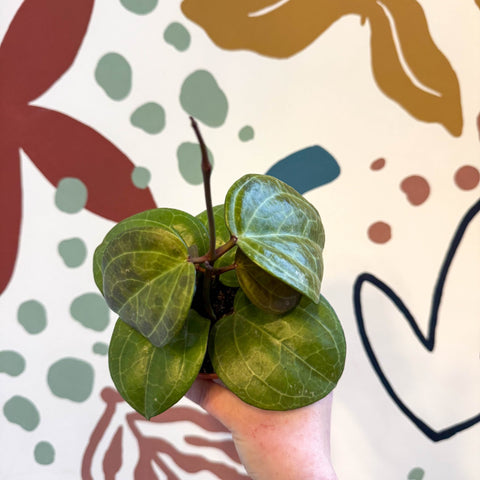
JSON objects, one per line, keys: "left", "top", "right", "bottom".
{"left": 225, "top": 174, "right": 324, "bottom": 303}
{"left": 102, "top": 226, "right": 195, "bottom": 347}
{"left": 210, "top": 291, "right": 345, "bottom": 410}
{"left": 197, "top": 204, "right": 238, "bottom": 287}
{"left": 109, "top": 310, "right": 209, "bottom": 419}
{"left": 94, "top": 208, "right": 208, "bottom": 293}
{"left": 235, "top": 248, "right": 301, "bottom": 314}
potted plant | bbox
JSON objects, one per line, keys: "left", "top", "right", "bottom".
{"left": 93, "top": 118, "right": 346, "bottom": 419}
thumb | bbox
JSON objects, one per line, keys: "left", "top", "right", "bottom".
{"left": 185, "top": 378, "right": 248, "bottom": 431}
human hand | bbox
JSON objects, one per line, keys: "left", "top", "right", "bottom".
{"left": 186, "top": 378, "right": 337, "bottom": 480}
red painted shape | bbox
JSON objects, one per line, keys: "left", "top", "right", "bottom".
{"left": 0, "top": 144, "right": 22, "bottom": 294}
{"left": 0, "top": 0, "right": 94, "bottom": 105}
{"left": 22, "top": 106, "right": 156, "bottom": 222}
{"left": 103, "top": 427, "right": 123, "bottom": 480}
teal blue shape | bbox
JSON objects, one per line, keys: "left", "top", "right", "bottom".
{"left": 266, "top": 146, "right": 340, "bottom": 194}
{"left": 70, "top": 293, "right": 110, "bottom": 332}
{"left": 34, "top": 441, "right": 55, "bottom": 465}
{"left": 58, "top": 238, "right": 87, "bottom": 268}
{"left": 3, "top": 395, "right": 40, "bottom": 431}
{"left": 55, "top": 178, "right": 88, "bottom": 213}
{"left": 0, "top": 351, "right": 26, "bottom": 376}
{"left": 239, "top": 125, "right": 254, "bottom": 142}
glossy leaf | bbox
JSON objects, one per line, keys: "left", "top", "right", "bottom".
{"left": 236, "top": 249, "right": 301, "bottom": 314}
{"left": 102, "top": 227, "right": 195, "bottom": 347}
{"left": 94, "top": 208, "right": 208, "bottom": 292}
{"left": 197, "top": 204, "right": 238, "bottom": 287}
{"left": 225, "top": 174, "right": 324, "bottom": 303}
{"left": 109, "top": 310, "right": 209, "bottom": 419}
{"left": 210, "top": 291, "right": 346, "bottom": 410}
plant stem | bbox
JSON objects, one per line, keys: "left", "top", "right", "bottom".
{"left": 190, "top": 116, "right": 216, "bottom": 263}
{"left": 190, "top": 117, "right": 216, "bottom": 320}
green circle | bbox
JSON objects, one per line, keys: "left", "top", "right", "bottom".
{"left": 70, "top": 293, "right": 110, "bottom": 332}
{"left": 131, "top": 166, "right": 151, "bottom": 189}
{"left": 95, "top": 52, "right": 132, "bottom": 100}
{"left": 130, "top": 102, "right": 165, "bottom": 134}
{"left": 164, "top": 22, "right": 191, "bottom": 51}
{"left": 18, "top": 300, "right": 47, "bottom": 334}
{"left": 120, "top": 0, "right": 157, "bottom": 14}
{"left": 0, "top": 350, "right": 26, "bottom": 376}
{"left": 239, "top": 125, "right": 254, "bottom": 142}
{"left": 3, "top": 396, "right": 40, "bottom": 431}
{"left": 55, "top": 178, "right": 88, "bottom": 214}
{"left": 34, "top": 441, "right": 55, "bottom": 465}
{"left": 58, "top": 238, "right": 87, "bottom": 268}
{"left": 180, "top": 70, "right": 228, "bottom": 127}
{"left": 177, "top": 142, "right": 215, "bottom": 185}
{"left": 92, "top": 342, "right": 109, "bottom": 356}
{"left": 47, "top": 358, "right": 94, "bottom": 402}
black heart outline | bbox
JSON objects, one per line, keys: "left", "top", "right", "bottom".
{"left": 353, "top": 198, "right": 480, "bottom": 441}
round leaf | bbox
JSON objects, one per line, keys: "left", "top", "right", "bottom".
{"left": 210, "top": 291, "right": 345, "bottom": 410}
{"left": 236, "top": 248, "right": 301, "bottom": 314}
{"left": 102, "top": 226, "right": 195, "bottom": 347}
{"left": 109, "top": 310, "right": 209, "bottom": 419}
{"left": 197, "top": 204, "right": 238, "bottom": 287}
{"left": 94, "top": 208, "right": 208, "bottom": 293}
{"left": 225, "top": 174, "right": 324, "bottom": 303}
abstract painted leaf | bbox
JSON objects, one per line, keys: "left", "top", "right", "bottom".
{"left": 109, "top": 310, "right": 209, "bottom": 419}
{"left": 210, "top": 291, "right": 346, "bottom": 410}
{"left": 94, "top": 208, "right": 208, "bottom": 292}
{"left": 181, "top": 0, "right": 462, "bottom": 135}
{"left": 236, "top": 248, "right": 301, "bottom": 314}
{"left": 197, "top": 204, "right": 238, "bottom": 287}
{"left": 225, "top": 174, "right": 324, "bottom": 303}
{"left": 0, "top": 0, "right": 94, "bottom": 103}
{"left": 21, "top": 106, "right": 156, "bottom": 221}
{"left": 367, "top": 0, "right": 462, "bottom": 136}
{"left": 181, "top": 0, "right": 346, "bottom": 58}
{"left": 102, "top": 227, "right": 195, "bottom": 347}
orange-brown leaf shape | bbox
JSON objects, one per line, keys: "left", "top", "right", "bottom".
{"left": 181, "top": 0, "right": 462, "bottom": 136}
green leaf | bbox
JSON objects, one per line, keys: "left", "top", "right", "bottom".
{"left": 102, "top": 226, "right": 195, "bottom": 347}
{"left": 225, "top": 174, "right": 324, "bottom": 303}
{"left": 210, "top": 291, "right": 345, "bottom": 410}
{"left": 236, "top": 248, "right": 301, "bottom": 313}
{"left": 94, "top": 208, "right": 208, "bottom": 293}
{"left": 197, "top": 204, "right": 238, "bottom": 287}
{"left": 109, "top": 310, "right": 209, "bottom": 419}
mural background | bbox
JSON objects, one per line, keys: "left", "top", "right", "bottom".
{"left": 0, "top": 0, "right": 479, "bottom": 478}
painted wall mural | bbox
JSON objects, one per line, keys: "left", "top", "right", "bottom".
{"left": 0, "top": 0, "right": 478, "bottom": 479}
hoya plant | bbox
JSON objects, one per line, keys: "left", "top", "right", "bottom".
{"left": 93, "top": 118, "right": 346, "bottom": 419}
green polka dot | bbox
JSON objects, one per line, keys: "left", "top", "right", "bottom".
{"left": 70, "top": 293, "right": 110, "bottom": 332}
{"left": 120, "top": 0, "right": 157, "bottom": 14}
{"left": 95, "top": 53, "right": 132, "bottom": 100}
{"left": 180, "top": 70, "right": 228, "bottom": 127}
{"left": 3, "top": 396, "right": 40, "bottom": 431}
{"left": 18, "top": 300, "right": 47, "bottom": 334}
{"left": 408, "top": 467, "right": 425, "bottom": 480}
{"left": 164, "top": 22, "right": 191, "bottom": 51}
{"left": 34, "top": 441, "right": 55, "bottom": 465}
{"left": 131, "top": 166, "right": 151, "bottom": 189}
{"left": 239, "top": 125, "right": 254, "bottom": 142}
{"left": 55, "top": 178, "right": 88, "bottom": 214}
{"left": 0, "top": 351, "right": 26, "bottom": 376}
{"left": 58, "top": 238, "right": 87, "bottom": 268}
{"left": 130, "top": 102, "right": 165, "bottom": 134}
{"left": 177, "top": 142, "right": 215, "bottom": 185}
{"left": 93, "top": 342, "right": 109, "bottom": 356}
{"left": 47, "top": 358, "right": 94, "bottom": 402}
